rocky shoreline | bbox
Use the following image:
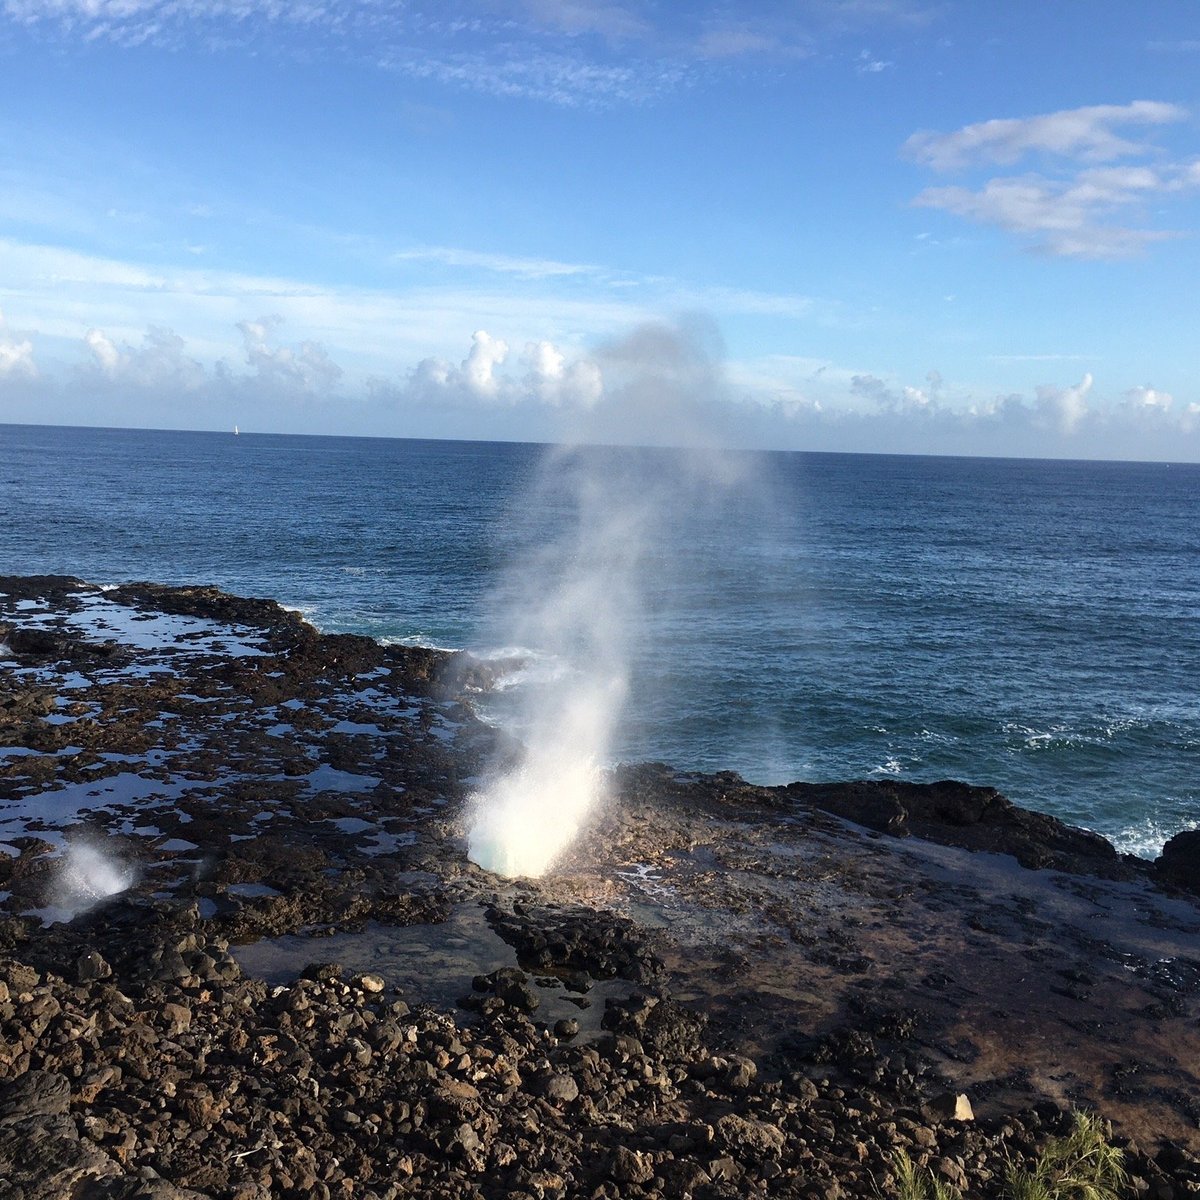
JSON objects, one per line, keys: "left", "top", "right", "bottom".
{"left": 1, "top": 575, "right": 1198, "bottom": 1199}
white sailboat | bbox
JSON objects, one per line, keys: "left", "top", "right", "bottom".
{"left": 234, "top": 425, "right": 240, "bottom": 436}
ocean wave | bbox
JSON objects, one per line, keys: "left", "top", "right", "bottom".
{"left": 280, "top": 602, "right": 317, "bottom": 618}
{"left": 1000, "top": 716, "right": 1167, "bottom": 754}
{"left": 378, "top": 635, "right": 462, "bottom": 653}
{"left": 1109, "top": 817, "right": 1199, "bottom": 860}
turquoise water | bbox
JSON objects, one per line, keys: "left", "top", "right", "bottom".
{"left": 3, "top": 422, "right": 1197, "bottom": 856}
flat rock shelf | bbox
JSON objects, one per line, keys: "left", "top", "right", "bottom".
{"left": 1, "top": 575, "right": 1198, "bottom": 1200}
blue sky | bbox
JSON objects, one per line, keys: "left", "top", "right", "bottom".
{"left": 2, "top": 1, "right": 1199, "bottom": 458}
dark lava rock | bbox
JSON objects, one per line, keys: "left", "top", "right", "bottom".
{"left": 0, "top": 575, "right": 93, "bottom": 603}
{"left": 487, "top": 901, "right": 662, "bottom": 984}
{"left": 76, "top": 950, "right": 113, "bottom": 984}
{"left": 1156, "top": 830, "right": 1200, "bottom": 894}
{"left": 0, "top": 1069, "right": 71, "bottom": 1121}
{"left": 534, "top": 1071, "right": 580, "bottom": 1105}
{"left": 785, "top": 778, "right": 1128, "bottom": 874}
{"left": 471, "top": 966, "right": 541, "bottom": 1013}
{"left": 6, "top": 627, "right": 121, "bottom": 662}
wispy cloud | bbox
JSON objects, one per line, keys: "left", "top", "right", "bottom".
{"left": 855, "top": 48, "right": 892, "bottom": 73}
{"left": 905, "top": 102, "right": 1199, "bottom": 259}
{"left": 380, "top": 47, "right": 691, "bottom": 108}
{"left": 512, "top": 0, "right": 650, "bottom": 41}
{"left": 903, "top": 101, "right": 1186, "bottom": 171}
{"left": 3, "top": 0, "right": 938, "bottom": 106}
{"left": 914, "top": 163, "right": 1196, "bottom": 258}
{"left": 394, "top": 245, "right": 601, "bottom": 281}
{"left": 987, "top": 353, "right": 1091, "bottom": 364}
{"left": 1, "top": 234, "right": 821, "bottom": 358}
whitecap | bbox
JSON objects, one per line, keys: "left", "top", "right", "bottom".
{"left": 1110, "top": 817, "right": 1200, "bottom": 860}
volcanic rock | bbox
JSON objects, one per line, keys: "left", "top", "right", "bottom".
{"left": 1156, "top": 830, "right": 1200, "bottom": 894}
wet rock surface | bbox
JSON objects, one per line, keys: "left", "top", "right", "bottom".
{"left": 1, "top": 575, "right": 1199, "bottom": 1199}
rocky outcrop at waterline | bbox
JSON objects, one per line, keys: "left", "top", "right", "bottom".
{"left": 1, "top": 575, "right": 1199, "bottom": 1199}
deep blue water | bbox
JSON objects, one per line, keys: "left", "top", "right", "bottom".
{"left": 3, "top": 422, "right": 1197, "bottom": 856}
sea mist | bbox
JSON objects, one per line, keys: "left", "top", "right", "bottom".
{"left": 466, "top": 444, "right": 646, "bottom": 877}
{"left": 466, "top": 319, "right": 763, "bottom": 878}
{"left": 49, "top": 839, "right": 134, "bottom": 921}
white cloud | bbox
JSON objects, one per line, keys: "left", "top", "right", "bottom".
{"left": 81, "top": 324, "right": 208, "bottom": 391}
{"left": 380, "top": 47, "right": 690, "bottom": 108}
{"left": 850, "top": 370, "right": 937, "bottom": 412}
{"left": 0, "top": 308, "right": 37, "bottom": 379}
{"left": 1125, "top": 385, "right": 1173, "bottom": 411}
{"left": 914, "top": 165, "right": 1193, "bottom": 258}
{"left": 855, "top": 48, "right": 892, "bottom": 73}
{"left": 1036, "top": 372, "right": 1093, "bottom": 433}
{"left": 237, "top": 316, "right": 342, "bottom": 393}
{"left": 84, "top": 328, "right": 122, "bottom": 373}
{"left": 906, "top": 103, "right": 1200, "bottom": 258}
{"left": 405, "top": 328, "right": 602, "bottom": 411}
{"left": 394, "top": 245, "right": 599, "bottom": 280}
{"left": 903, "top": 101, "right": 1186, "bottom": 172}
{"left": 1, "top": 236, "right": 825, "bottom": 382}
{"left": 522, "top": 339, "right": 603, "bottom": 407}
{"left": 692, "top": 25, "right": 781, "bottom": 58}
{"left": 460, "top": 329, "right": 508, "bottom": 396}
{"left": 3, "top": 0, "right": 941, "bottom": 107}
{"left": 3, "top": 0, "right": 341, "bottom": 40}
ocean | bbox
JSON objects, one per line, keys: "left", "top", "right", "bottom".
{"left": 3, "top": 422, "right": 1197, "bottom": 857}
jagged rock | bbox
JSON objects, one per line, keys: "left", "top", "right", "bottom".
{"left": 0, "top": 1070, "right": 71, "bottom": 1121}
{"left": 1157, "top": 830, "right": 1200, "bottom": 894}
{"left": 534, "top": 1072, "right": 580, "bottom": 1106}
{"left": 76, "top": 951, "right": 113, "bottom": 984}
{"left": 608, "top": 1146, "right": 655, "bottom": 1185}
{"left": 784, "top": 778, "right": 1125, "bottom": 874}
{"left": 717, "top": 1113, "right": 786, "bottom": 1157}
{"left": 926, "top": 1092, "right": 975, "bottom": 1122}
{"left": 473, "top": 966, "right": 540, "bottom": 1013}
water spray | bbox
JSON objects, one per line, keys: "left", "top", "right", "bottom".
{"left": 51, "top": 840, "right": 134, "bottom": 919}
{"left": 466, "top": 445, "right": 644, "bottom": 877}
{"left": 465, "top": 321, "right": 758, "bottom": 879}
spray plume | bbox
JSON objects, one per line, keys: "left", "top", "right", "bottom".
{"left": 467, "top": 445, "right": 645, "bottom": 876}
{"left": 51, "top": 839, "right": 134, "bottom": 920}
{"left": 466, "top": 318, "right": 756, "bottom": 878}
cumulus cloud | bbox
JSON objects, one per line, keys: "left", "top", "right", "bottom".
{"left": 522, "top": 339, "right": 604, "bottom": 407}
{"left": 1035, "top": 372, "right": 1093, "bottom": 434}
{"left": 1125, "top": 385, "right": 1173, "bottom": 411}
{"left": 460, "top": 329, "right": 509, "bottom": 396}
{"left": 236, "top": 316, "right": 342, "bottom": 393}
{"left": 83, "top": 325, "right": 206, "bottom": 390}
{"left": 406, "top": 328, "right": 602, "bottom": 411}
{"left": 850, "top": 369, "right": 940, "bottom": 412}
{"left": 906, "top": 102, "right": 1199, "bottom": 258}
{"left": 62, "top": 315, "right": 344, "bottom": 418}
{"left": 0, "top": 309, "right": 37, "bottom": 379}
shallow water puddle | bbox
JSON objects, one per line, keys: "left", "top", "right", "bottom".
{"left": 233, "top": 905, "right": 625, "bottom": 1036}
